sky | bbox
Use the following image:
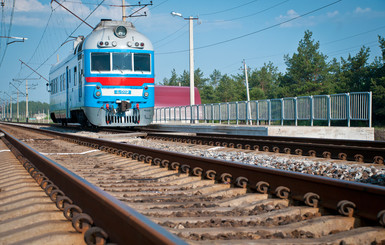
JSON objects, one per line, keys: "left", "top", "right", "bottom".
{"left": 0, "top": 0, "right": 385, "bottom": 104}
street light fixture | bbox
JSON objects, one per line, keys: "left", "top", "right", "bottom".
{"left": 171, "top": 11, "right": 199, "bottom": 107}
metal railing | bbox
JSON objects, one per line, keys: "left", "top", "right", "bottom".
{"left": 153, "top": 92, "right": 372, "bottom": 127}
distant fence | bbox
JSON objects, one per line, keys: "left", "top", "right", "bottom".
{"left": 153, "top": 92, "right": 372, "bottom": 127}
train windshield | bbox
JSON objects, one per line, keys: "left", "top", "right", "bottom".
{"left": 91, "top": 53, "right": 110, "bottom": 71}
{"left": 91, "top": 52, "right": 151, "bottom": 73}
{"left": 113, "top": 53, "right": 132, "bottom": 71}
{"left": 134, "top": 53, "right": 150, "bottom": 72}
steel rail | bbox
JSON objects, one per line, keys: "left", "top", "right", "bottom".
{"left": 7, "top": 123, "right": 385, "bottom": 225}
{"left": 0, "top": 127, "right": 186, "bottom": 245}
{"left": 145, "top": 133, "right": 385, "bottom": 164}
{"left": 194, "top": 132, "right": 385, "bottom": 148}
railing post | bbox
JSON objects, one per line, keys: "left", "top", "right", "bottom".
{"left": 280, "top": 98, "right": 284, "bottom": 126}
{"left": 236, "top": 102, "right": 239, "bottom": 125}
{"left": 203, "top": 104, "right": 206, "bottom": 123}
{"left": 226, "top": 102, "right": 230, "bottom": 124}
{"left": 256, "top": 100, "right": 259, "bottom": 126}
{"left": 327, "top": 95, "right": 331, "bottom": 127}
{"left": 173, "top": 106, "right": 176, "bottom": 122}
{"left": 369, "top": 91, "right": 372, "bottom": 127}
{"left": 268, "top": 100, "right": 271, "bottom": 125}
{"left": 294, "top": 97, "right": 297, "bottom": 126}
{"left": 197, "top": 105, "right": 200, "bottom": 122}
{"left": 346, "top": 93, "right": 350, "bottom": 127}
{"left": 310, "top": 96, "right": 313, "bottom": 126}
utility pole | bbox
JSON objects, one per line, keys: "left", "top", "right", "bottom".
{"left": 3, "top": 92, "right": 12, "bottom": 121}
{"left": 243, "top": 60, "right": 252, "bottom": 125}
{"left": 171, "top": 12, "right": 199, "bottom": 107}
{"left": 10, "top": 82, "right": 26, "bottom": 122}
{"left": 26, "top": 80, "right": 29, "bottom": 122}
{"left": 12, "top": 78, "right": 39, "bottom": 123}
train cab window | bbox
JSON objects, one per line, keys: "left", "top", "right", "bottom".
{"left": 112, "top": 53, "right": 132, "bottom": 71}
{"left": 134, "top": 53, "right": 150, "bottom": 72}
{"left": 91, "top": 53, "right": 110, "bottom": 72}
{"left": 74, "top": 67, "right": 77, "bottom": 86}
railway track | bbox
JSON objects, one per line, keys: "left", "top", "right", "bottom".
{"left": 1, "top": 123, "right": 385, "bottom": 244}
{"left": 144, "top": 132, "right": 385, "bottom": 164}
{"left": 11, "top": 122, "right": 385, "bottom": 164}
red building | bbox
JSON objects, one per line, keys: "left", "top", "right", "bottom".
{"left": 154, "top": 85, "right": 201, "bottom": 108}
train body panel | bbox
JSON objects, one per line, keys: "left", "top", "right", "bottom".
{"left": 49, "top": 19, "right": 154, "bottom": 126}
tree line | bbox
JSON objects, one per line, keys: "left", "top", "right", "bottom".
{"left": 5, "top": 101, "right": 50, "bottom": 118}
{"left": 161, "top": 30, "right": 385, "bottom": 126}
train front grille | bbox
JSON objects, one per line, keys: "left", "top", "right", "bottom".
{"left": 105, "top": 112, "right": 140, "bottom": 125}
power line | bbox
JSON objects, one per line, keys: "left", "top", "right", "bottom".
{"left": 200, "top": 0, "right": 259, "bottom": 16}
{"left": 0, "top": 0, "right": 15, "bottom": 69}
{"left": 153, "top": 23, "right": 187, "bottom": 44}
{"left": 323, "top": 25, "right": 385, "bottom": 46}
{"left": 24, "top": 0, "right": 106, "bottom": 79}
{"left": 157, "top": 0, "right": 342, "bottom": 55}
{"left": 203, "top": 0, "right": 289, "bottom": 24}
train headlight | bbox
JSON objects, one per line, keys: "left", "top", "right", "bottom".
{"left": 96, "top": 91, "right": 101, "bottom": 97}
{"left": 144, "top": 92, "right": 149, "bottom": 98}
{"left": 115, "top": 26, "right": 127, "bottom": 38}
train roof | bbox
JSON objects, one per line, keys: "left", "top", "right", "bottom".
{"left": 84, "top": 19, "right": 153, "bottom": 50}
{"left": 155, "top": 85, "right": 201, "bottom": 108}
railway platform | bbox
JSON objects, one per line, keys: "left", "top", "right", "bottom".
{"left": 147, "top": 123, "right": 374, "bottom": 140}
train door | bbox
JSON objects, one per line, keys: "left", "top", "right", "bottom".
{"left": 66, "top": 66, "right": 70, "bottom": 118}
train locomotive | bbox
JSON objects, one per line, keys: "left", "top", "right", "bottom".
{"left": 48, "top": 19, "right": 154, "bottom": 127}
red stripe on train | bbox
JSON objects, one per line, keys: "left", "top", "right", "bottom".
{"left": 85, "top": 77, "right": 154, "bottom": 86}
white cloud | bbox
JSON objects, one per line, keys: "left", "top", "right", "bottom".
{"left": 15, "top": 0, "right": 49, "bottom": 12}
{"left": 354, "top": 7, "right": 371, "bottom": 14}
{"left": 327, "top": 10, "right": 339, "bottom": 18}
{"left": 276, "top": 9, "right": 301, "bottom": 28}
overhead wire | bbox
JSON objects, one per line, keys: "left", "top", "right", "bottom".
{"left": 203, "top": 0, "right": 289, "bottom": 24}
{"left": 23, "top": 0, "right": 106, "bottom": 79}
{"left": 200, "top": 0, "right": 259, "bottom": 16}
{"left": 157, "top": 0, "right": 342, "bottom": 55}
{"left": 153, "top": 23, "right": 188, "bottom": 45}
{"left": 0, "top": 0, "right": 15, "bottom": 70}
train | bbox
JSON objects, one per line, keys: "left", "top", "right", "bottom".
{"left": 48, "top": 19, "right": 155, "bottom": 127}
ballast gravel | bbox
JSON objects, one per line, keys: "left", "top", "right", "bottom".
{"left": 120, "top": 137, "right": 385, "bottom": 186}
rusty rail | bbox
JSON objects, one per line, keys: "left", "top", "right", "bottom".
{"left": 0, "top": 127, "right": 186, "bottom": 245}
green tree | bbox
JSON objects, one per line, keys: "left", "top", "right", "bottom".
{"left": 161, "top": 69, "right": 179, "bottom": 86}
{"left": 216, "top": 74, "right": 242, "bottom": 102}
{"left": 338, "top": 46, "right": 371, "bottom": 92}
{"left": 280, "top": 30, "right": 331, "bottom": 96}
{"left": 249, "top": 62, "right": 280, "bottom": 99}
{"left": 370, "top": 36, "right": 385, "bottom": 125}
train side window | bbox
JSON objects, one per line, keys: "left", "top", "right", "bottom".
{"left": 134, "top": 53, "right": 151, "bottom": 72}
{"left": 59, "top": 76, "right": 62, "bottom": 92}
{"left": 74, "top": 67, "right": 77, "bottom": 86}
{"left": 91, "top": 53, "right": 110, "bottom": 72}
{"left": 68, "top": 69, "right": 71, "bottom": 88}
{"left": 62, "top": 73, "right": 66, "bottom": 91}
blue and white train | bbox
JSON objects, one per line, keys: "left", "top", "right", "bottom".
{"left": 48, "top": 19, "right": 154, "bottom": 127}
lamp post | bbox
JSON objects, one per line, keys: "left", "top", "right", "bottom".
{"left": 171, "top": 11, "right": 199, "bottom": 106}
